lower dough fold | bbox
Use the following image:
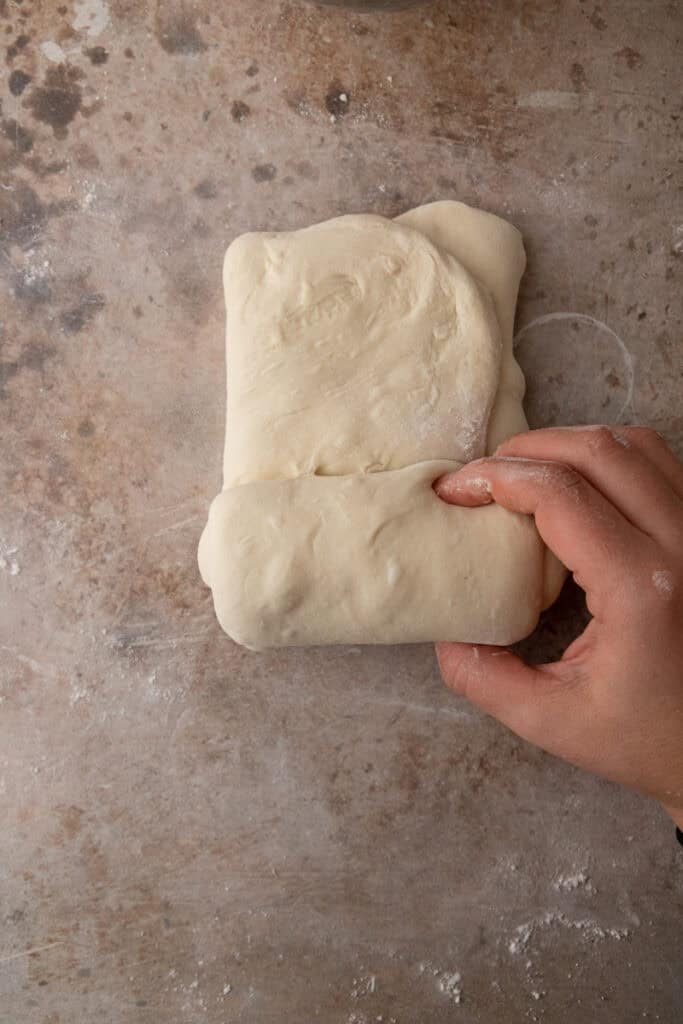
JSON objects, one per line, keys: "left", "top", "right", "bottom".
{"left": 198, "top": 461, "right": 552, "bottom": 650}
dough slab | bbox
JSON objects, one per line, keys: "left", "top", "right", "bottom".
{"left": 199, "top": 201, "right": 563, "bottom": 649}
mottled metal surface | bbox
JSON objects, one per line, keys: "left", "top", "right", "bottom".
{"left": 1, "top": 1, "right": 682, "bottom": 1022}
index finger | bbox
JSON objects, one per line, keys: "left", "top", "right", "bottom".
{"left": 435, "top": 457, "right": 647, "bottom": 615}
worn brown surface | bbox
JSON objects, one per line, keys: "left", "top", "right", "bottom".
{"left": 1, "top": 1, "right": 682, "bottom": 1021}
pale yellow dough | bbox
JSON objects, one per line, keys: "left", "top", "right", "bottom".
{"left": 199, "top": 201, "right": 564, "bottom": 649}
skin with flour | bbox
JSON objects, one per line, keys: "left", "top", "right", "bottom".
{"left": 436, "top": 425, "right": 683, "bottom": 830}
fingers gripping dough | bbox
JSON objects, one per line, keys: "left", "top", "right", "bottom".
{"left": 199, "top": 201, "right": 564, "bottom": 648}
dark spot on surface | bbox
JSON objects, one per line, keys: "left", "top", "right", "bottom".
{"left": 0, "top": 180, "right": 45, "bottom": 247}
{"left": 0, "top": 341, "right": 56, "bottom": 399}
{"left": 606, "top": 371, "right": 621, "bottom": 387}
{"left": 588, "top": 7, "right": 607, "bottom": 30}
{"left": 80, "top": 98, "right": 104, "bottom": 119}
{"left": 351, "top": 23, "right": 369, "bottom": 36}
{"left": 0, "top": 359, "right": 18, "bottom": 396}
{"left": 58, "top": 804, "right": 84, "bottom": 839}
{"left": 77, "top": 418, "right": 95, "bottom": 437}
{"left": 27, "top": 64, "right": 83, "bottom": 138}
{"left": 22, "top": 341, "right": 56, "bottom": 372}
{"left": 437, "top": 175, "right": 459, "bottom": 191}
{"left": 156, "top": 4, "right": 207, "bottom": 55}
{"left": 637, "top": 310, "right": 647, "bottom": 320}
{"left": 615, "top": 46, "right": 644, "bottom": 69}
{"left": 295, "top": 159, "right": 318, "bottom": 181}
{"left": 124, "top": 47, "right": 134, "bottom": 59}
{"left": 122, "top": 110, "right": 132, "bottom": 121}
{"left": 2, "top": 117, "right": 32, "bottom": 153}
{"left": 6, "top": 33, "right": 29, "bottom": 61}
{"left": 193, "top": 178, "right": 216, "bottom": 199}
{"left": 246, "top": 61, "right": 258, "bottom": 76}
{"left": 13, "top": 266, "right": 51, "bottom": 307}
{"left": 8, "top": 907, "right": 25, "bottom": 924}
{"left": 27, "top": 155, "right": 67, "bottom": 179}
{"left": 84, "top": 45, "right": 108, "bottom": 65}
{"left": 231, "top": 99, "right": 250, "bottom": 122}
{"left": 325, "top": 83, "right": 351, "bottom": 118}
{"left": 584, "top": 213, "right": 598, "bottom": 227}
{"left": 59, "top": 293, "right": 106, "bottom": 335}
{"left": 570, "top": 62, "right": 586, "bottom": 90}
{"left": 77, "top": 968, "right": 91, "bottom": 977}
{"left": 202, "top": 108, "right": 210, "bottom": 121}
{"left": 252, "top": 163, "right": 276, "bottom": 183}
{"left": 8, "top": 68, "right": 30, "bottom": 94}
{"left": 73, "top": 142, "right": 100, "bottom": 169}
{"left": 132, "top": 305, "right": 143, "bottom": 318}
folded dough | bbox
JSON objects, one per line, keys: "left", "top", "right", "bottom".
{"left": 199, "top": 201, "right": 563, "bottom": 649}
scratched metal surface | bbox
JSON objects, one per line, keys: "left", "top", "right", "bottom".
{"left": 1, "top": 1, "right": 682, "bottom": 1021}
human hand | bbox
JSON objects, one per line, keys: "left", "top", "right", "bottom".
{"left": 434, "top": 426, "right": 683, "bottom": 829}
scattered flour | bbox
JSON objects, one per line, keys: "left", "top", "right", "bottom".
{"left": 509, "top": 923, "right": 534, "bottom": 956}
{"left": 419, "top": 961, "right": 464, "bottom": 1005}
{"left": 508, "top": 912, "right": 629, "bottom": 956}
{"left": 350, "top": 972, "right": 377, "bottom": 998}
{"left": 553, "top": 869, "right": 596, "bottom": 895}
{"left": 438, "top": 971, "right": 463, "bottom": 1004}
{"left": 0, "top": 540, "right": 20, "bottom": 577}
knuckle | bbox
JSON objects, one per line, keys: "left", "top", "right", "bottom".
{"left": 545, "top": 463, "right": 585, "bottom": 494}
{"left": 585, "top": 425, "right": 624, "bottom": 459}
{"left": 628, "top": 425, "right": 668, "bottom": 450}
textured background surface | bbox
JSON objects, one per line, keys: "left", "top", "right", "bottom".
{"left": 1, "top": 1, "right": 682, "bottom": 1021}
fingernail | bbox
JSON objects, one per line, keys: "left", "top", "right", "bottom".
{"left": 435, "top": 472, "right": 492, "bottom": 499}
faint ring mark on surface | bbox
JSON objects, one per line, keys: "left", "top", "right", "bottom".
{"left": 514, "top": 312, "right": 635, "bottom": 428}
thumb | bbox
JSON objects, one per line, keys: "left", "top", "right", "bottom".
{"left": 436, "top": 642, "right": 586, "bottom": 754}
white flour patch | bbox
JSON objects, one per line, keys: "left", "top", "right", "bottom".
{"left": 350, "top": 971, "right": 377, "bottom": 999}
{"left": 438, "top": 970, "right": 463, "bottom": 1004}
{"left": 0, "top": 539, "right": 20, "bottom": 576}
{"left": 82, "top": 182, "right": 97, "bottom": 209}
{"left": 41, "top": 41, "right": 67, "bottom": 62}
{"left": 419, "top": 961, "right": 464, "bottom": 1005}
{"left": 73, "top": 0, "right": 111, "bottom": 37}
{"left": 509, "top": 922, "right": 533, "bottom": 955}
{"left": 652, "top": 570, "right": 674, "bottom": 598}
{"left": 508, "top": 912, "right": 629, "bottom": 955}
{"left": 553, "top": 870, "right": 596, "bottom": 894}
